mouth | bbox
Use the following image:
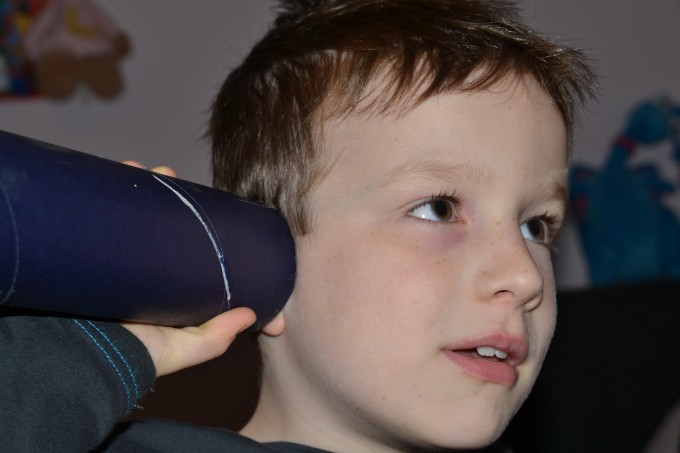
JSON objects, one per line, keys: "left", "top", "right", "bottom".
{"left": 458, "top": 346, "right": 509, "bottom": 361}
{"left": 443, "top": 336, "right": 528, "bottom": 386}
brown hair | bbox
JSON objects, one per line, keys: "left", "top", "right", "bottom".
{"left": 209, "top": 0, "right": 595, "bottom": 235}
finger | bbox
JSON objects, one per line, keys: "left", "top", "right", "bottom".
{"left": 122, "top": 160, "right": 178, "bottom": 178}
{"left": 156, "top": 307, "right": 256, "bottom": 376}
{"left": 193, "top": 307, "right": 257, "bottom": 356}
{"left": 122, "top": 160, "right": 145, "bottom": 169}
{"left": 150, "top": 166, "right": 178, "bottom": 177}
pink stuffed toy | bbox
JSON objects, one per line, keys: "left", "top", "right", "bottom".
{"left": 24, "top": 0, "right": 131, "bottom": 99}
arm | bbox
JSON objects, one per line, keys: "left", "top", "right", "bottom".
{"left": 0, "top": 312, "right": 155, "bottom": 452}
{"left": 0, "top": 307, "right": 255, "bottom": 451}
{"left": 0, "top": 164, "right": 257, "bottom": 450}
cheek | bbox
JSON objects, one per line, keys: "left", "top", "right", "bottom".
{"left": 522, "top": 297, "right": 556, "bottom": 401}
{"left": 403, "top": 220, "right": 469, "bottom": 253}
{"left": 289, "top": 228, "right": 453, "bottom": 352}
{"left": 535, "top": 297, "right": 557, "bottom": 352}
{"left": 527, "top": 247, "right": 558, "bottom": 356}
{"left": 283, "top": 234, "right": 424, "bottom": 400}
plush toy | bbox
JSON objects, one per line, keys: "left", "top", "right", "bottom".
{"left": 570, "top": 98, "right": 680, "bottom": 286}
{"left": 0, "top": 0, "right": 48, "bottom": 97}
{"left": 23, "top": 0, "right": 130, "bottom": 100}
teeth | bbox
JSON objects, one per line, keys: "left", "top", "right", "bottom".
{"left": 476, "top": 346, "right": 508, "bottom": 360}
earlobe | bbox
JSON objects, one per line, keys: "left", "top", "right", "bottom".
{"left": 261, "top": 312, "right": 286, "bottom": 336}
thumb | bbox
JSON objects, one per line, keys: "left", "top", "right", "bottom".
{"left": 151, "top": 307, "right": 256, "bottom": 377}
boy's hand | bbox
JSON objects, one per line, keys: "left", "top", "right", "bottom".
{"left": 122, "top": 307, "right": 256, "bottom": 377}
{"left": 121, "top": 160, "right": 176, "bottom": 177}
{"left": 119, "top": 161, "right": 257, "bottom": 377}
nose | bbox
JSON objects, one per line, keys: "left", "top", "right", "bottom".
{"left": 473, "top": 229, "right": 545, "bottom": 312}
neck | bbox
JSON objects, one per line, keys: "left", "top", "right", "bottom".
{"left": 239, "top": 348, "right": 398, "bottom": 453}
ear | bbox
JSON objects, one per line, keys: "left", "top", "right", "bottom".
{"left": 261, "top": 312, "right": 286, "bottom": 336}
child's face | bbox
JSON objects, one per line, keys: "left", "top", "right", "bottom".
{"left": 273, "top": 76, "right": 567, "bottom": 450}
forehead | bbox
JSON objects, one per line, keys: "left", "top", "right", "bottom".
{"left": 315, "top": 76, "right": 568, "bottom": 199}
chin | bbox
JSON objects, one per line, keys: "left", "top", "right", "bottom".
{"left": 440, "top": 427, "right": 505, "bottom": 451}
{"left": 412, "top": 399, "right": 517, "bottom": 450}
{"left": 400, "top": 429, "right": 503, "bottom": 453}
{"left": 452, "top": 425, "right": 507, "bottom": 450}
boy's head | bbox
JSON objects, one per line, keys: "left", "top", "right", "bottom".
{"left": 209, "top": 1, "right": 595, "bottom": 451}
{"left": 209, "top": 0, "right": 593, "bottom": 236}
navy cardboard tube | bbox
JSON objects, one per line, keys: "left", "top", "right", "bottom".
{"left": 0, "top": 130, "right": 296, "bottom": 328}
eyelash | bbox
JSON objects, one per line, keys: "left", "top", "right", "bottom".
{"left": 525, "top": 211, "right": 564, "bottom": 249}
{"left": 407, "top": 191, "right": 461, "bottom": 223}
{"left": 408, "top": 195, "right": 563, "bottom": 247}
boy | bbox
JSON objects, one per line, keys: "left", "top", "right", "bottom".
{"left": 1, "top": 0, "right": 595, "bottom": 451}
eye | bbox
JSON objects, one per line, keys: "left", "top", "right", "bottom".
{"left": 520, "top": 218, "right": 551, "bottom": 245}
{"left": 408, "top": 195, "right": 458, "bottom": 223}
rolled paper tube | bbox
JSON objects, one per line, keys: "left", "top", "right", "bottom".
{"left": 0, "top": 130, "right": 296, "bottom": 328}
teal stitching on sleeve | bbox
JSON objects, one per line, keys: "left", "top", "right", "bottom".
{"left": 85, "top": 320, "right": 140, "bottom": 399}
{"left": 73, "top": 319, "right": 132, "bottom": 410}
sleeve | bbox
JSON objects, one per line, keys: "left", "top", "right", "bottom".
{"left": 0, "top": 309, "right": 156, "bottom": 452}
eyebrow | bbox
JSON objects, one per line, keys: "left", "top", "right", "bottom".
{"left": 543, "top": 179, "right": 569, "bottom": 214}
{"left": 378, "top": 157, "right": 569, "bottom": 213}
{"left": 377, "top": 159, "right": 485, "bottom": 189}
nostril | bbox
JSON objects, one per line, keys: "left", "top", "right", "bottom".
{"left": 493, "top": 286, "right": 543, "bottom": 311}
{"left": 523, "top": 287, "right": 544, "bottom": 312}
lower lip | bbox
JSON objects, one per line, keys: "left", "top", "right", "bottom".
{"left": 443, "top": 350, "right": 519, "bottom": 386}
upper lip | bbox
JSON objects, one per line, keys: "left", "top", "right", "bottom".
{"left": 446, "top": 334, "right": 529, "bottom": 367}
